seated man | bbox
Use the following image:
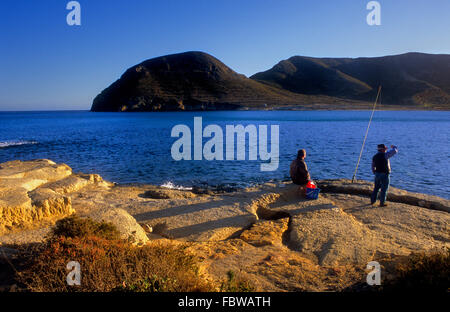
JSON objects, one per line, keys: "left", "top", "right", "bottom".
{"left": 290, "top": 149, "right": 311, "bottom": 195}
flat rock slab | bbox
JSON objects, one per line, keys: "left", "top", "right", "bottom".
{"left": 0, "top": 187, "right": 32, "bottom": 211}
{"left": 319, "top": 179, "right": 450, "bottom": 212}
{"left": 42, "top": 175, "right": 90, "bottom": 194}
{"left": 78, "top": 185, "right": 286, "bottom": 242}
{"left": 227, "top": 185, "right": 378, "bottom": 266}
{"left": 289, "top": 208, "right": 377, "bottom": 266}
{"left": 0, "top": 159, "right": 72, "bottom": 188}
{"left": 243, "top": 182, "right": 450, "bottom": 266}
{"left": 323, "top": 193, "right": 450, "bottom": 257}
{"left": 132, "top": 195, "right": 258, "bottom": 241}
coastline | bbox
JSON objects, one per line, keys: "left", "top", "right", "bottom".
{"left": 1, "top": 159, "right": 449, "bottom": 291}
{"left": 1, "top": 106, "right": 450, "bottom": 113}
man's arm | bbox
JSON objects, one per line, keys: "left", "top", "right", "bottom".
{"left": 372, "top": 160, "right": 376, "bottom": 174}
{"left": 304, "top": 162, "right": 311, "bottom": 181}
{"left": 385, "top": 145, "right": 398, "bottom": 159}
{"left": 299, "top": 160, "right": 311, "bottom": 181}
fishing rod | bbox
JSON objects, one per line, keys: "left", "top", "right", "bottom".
{"left": 351, "top": 85, "right": 382, "bottom": 183}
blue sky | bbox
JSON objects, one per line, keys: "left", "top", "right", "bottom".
{"left": 0, "top": 0, "right": 449, "bottom": 110}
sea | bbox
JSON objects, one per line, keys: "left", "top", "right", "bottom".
{"left": 0, "top": 110, "right": 448, "bottom": 199}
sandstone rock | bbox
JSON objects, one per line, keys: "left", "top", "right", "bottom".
{"left": 289, "top": 208, "right": 376, "bottom": 266}
{"left": 139, "top": 223, "right": 153, "bottom": 233}
{"left": 319, "top": 179, "right": 450, "bottom": 213}
{"left": 41, "top": 175, "right": 90, "bottom": 194}
{"left": 0, "top": 177, "right": 48, "bottom": 192}
{"left": 1, "top": 159, "right": 449, "bottom": 292}
{"left": 166, "top": 210, "right": 257, "bottom": 241}
{"left": 327, "top": 193, "right": 450, "bottom": 257}
{"left": 0, "top": 186, "right": 73, "bottom": 234}
{"left": 246, "top": 193, "right": 281, "bottom": 219}
{"left": 0, "top": 187, "right": 31, "bottom": 212}
{"left": 85, "top": 208, "right": 149, "bottom": 245}
{"left": 141, "top": 189, "right": 172, "bottom": 199}
{"left": 132, "top": 192, "right": 258, "bottom": 241}
{"left": 0, "top": 159, "right": 72, "bottom": 185}
{"left": 141, "top": 187, "right": 196, "bottom": 199}
{"left": 239, "top": 218, "right": 289, "bottom": 247}
{"left": 246, "top": 184, "right": 336, "bottom": 221}
{"left": 0, "top": 160, "right": 102, "bottom": 234}
{"left": 151, "top": 222, "right": 169, "bottom": 236}
{"left": 79, "top": 173, "right": 103, "bottom": 183}
{"left": 28, "top": 188, "right": 74, "bottom": 219}
{"left": 243, "top": 184, "right": 379, "bottom": 266}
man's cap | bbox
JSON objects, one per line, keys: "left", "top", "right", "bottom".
{"left": 377, "top": 144, "right": 387, "bottom": 150}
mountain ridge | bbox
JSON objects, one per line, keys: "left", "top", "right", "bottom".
{"left": 91, "top": 51, "right": 450, "bottom": 111}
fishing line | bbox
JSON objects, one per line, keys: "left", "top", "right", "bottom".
{"left": 352, "top": 86, "right": 382, "bottom": 183}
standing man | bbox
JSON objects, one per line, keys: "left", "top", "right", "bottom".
{"left": 371, "top": 144, "right": 398, "bottom": 207}
{"left": 290, "top": 149, "right": 311, "bottom": 195}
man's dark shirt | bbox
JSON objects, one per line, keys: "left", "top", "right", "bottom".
{"left": 372, "top": 152, "right": 390, "bottom": 173}
{"left": 372, "top": 146, "right": 398, "bottom": 174}
{"left": 290, "top": 158, "right": 310, "bottom": 185}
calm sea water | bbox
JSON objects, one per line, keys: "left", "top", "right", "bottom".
{"left": 0, "top": 111, "right": 449, "bottom": 198}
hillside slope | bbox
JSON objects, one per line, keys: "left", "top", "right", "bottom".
{"left": 91, "top": 51, "right": 326, "bottom": 112}
{"left": 251, "top": 53, "right": 450, "bottom": 108}
{"left": 92, "top": 51, "right": 450, "bottom": 111}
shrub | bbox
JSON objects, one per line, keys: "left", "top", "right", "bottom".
{"left": 51, "top": 215, "right": 120, "bottom": 241}
{"left": 114, "top": 275, "right": 180, "bottom": 292}
{"left": 17, "top": 216, "right": 213, "bottom": 292}
{"left": 383, "top": 248, "right": 450, "bottom": 292}
{"left": 219, "top": 270, "right": 255, "bottom": 292}
{"left": 18, "top": 236, "right": 213, "bottom": 292}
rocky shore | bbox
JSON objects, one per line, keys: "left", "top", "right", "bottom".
{"left": 1, "top": 159, "right": 449, "bottom": 291}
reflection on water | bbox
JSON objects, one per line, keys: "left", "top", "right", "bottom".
{"left": 0, "top": 110, "right": 449, "bottom": 198}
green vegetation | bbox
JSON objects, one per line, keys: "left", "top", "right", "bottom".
{"left": 16, "top": 216, "right": 257, "bottom": 292}
{"left": 51, "top": 215, "right": 120, "bottom": 240}
{"left": 219, "top": 270, "right": 255, "bottom": 292}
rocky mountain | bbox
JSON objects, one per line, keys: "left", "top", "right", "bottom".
{"left": 91, "top": 51, "right": 321, "bottom": 112}
{"left": 251, "top": 52, "right": 450, "bottom": 108}
{"left": 91, "top": 51, "right": 450, "bottom": 111}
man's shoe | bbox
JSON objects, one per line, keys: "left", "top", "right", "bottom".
{"left": 370, "top": 201, "right": 376, "bottom": 206}
{"left": 379, "top": 203, "right": 388, "bottom": 207}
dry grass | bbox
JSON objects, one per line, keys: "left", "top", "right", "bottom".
{"left": 16, "top": 216, "right": 213, "bottom": 292}
{"left": 51, "top": 215, "right": 121, "bottom": 240}
{"left": 219, "top": 270, "right": 256, "bottom": 292}
{"left": 383, "top": 248, "right": 450, "bottom": 292}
